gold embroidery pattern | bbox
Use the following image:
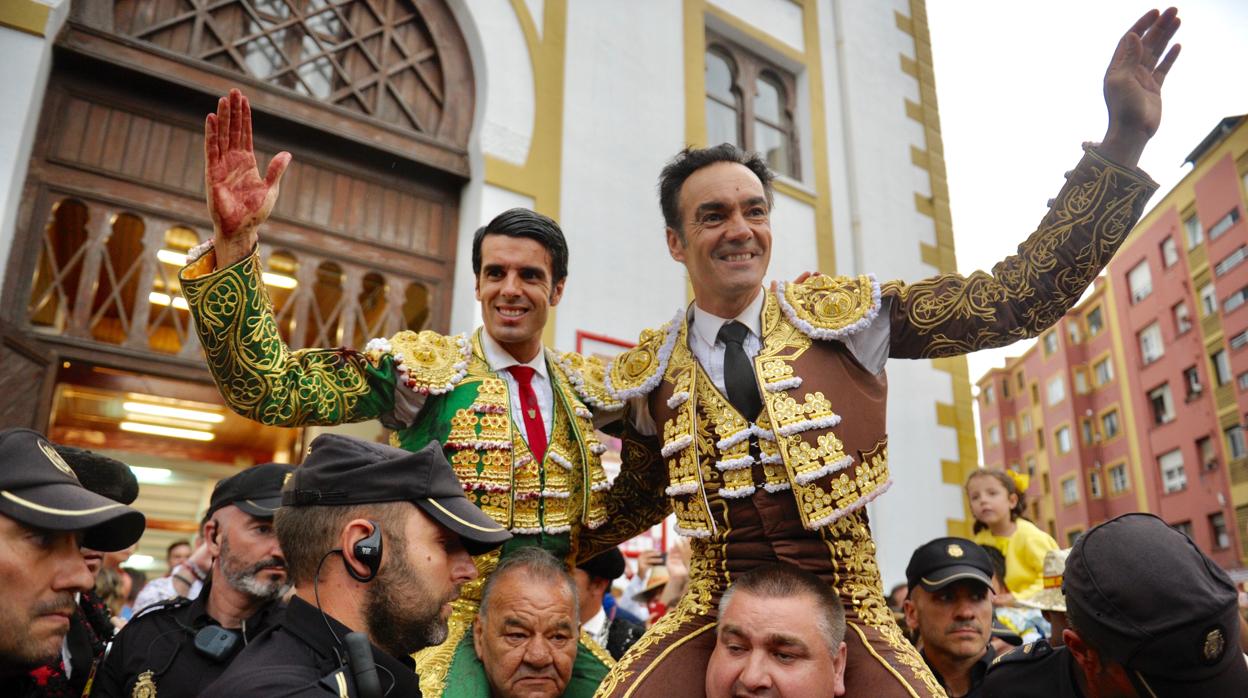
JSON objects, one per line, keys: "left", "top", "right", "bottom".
{"left": 385, "top": 330, "right": 468, "bottom": 393}
{"left": 183, "top": 252, "right": 374, "bottom": 426}
{"left": 581, "top": 630, "right": 616, "bottom": 668}
{"left": 698, "top": 377, "right": 753, "bottom": 495}
{"left": 558, "top": 351, "right": 623, "bottom": 411}
{"left": 594, "top": 575, "right": 719, "bottom": 696}
{"left": 884, "top": 149, "right": 1157, "bottom": 359}
{"left": 574, "top": 428, "right": 670, "bottom": 562}
{"left": 824, "top": 510, "right": 942, "bottom": 695}
{"left": 782, "top": 273, "right": 878, "bottom": 331}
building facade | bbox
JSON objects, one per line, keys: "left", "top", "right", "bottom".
{"left": 977, "top": 115, "right": 1248, "bottom": 572}
{"left": 0, "top": 0, "right": 977, "bottom": 586}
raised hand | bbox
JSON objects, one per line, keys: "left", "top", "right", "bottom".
{"left": 204, "top": 89, "right": 291, "bottom": 268}
{"left": 1100, "top": 7, "right": 1181, "bottom": 166}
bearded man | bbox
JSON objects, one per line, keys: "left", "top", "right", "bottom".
{"left": 94, "top": 463, "right": 294, "bottom": 698}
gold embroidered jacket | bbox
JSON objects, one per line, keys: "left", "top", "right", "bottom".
{"left": 586, "top": 145, "right": 1157, "bottom": 548}
{"left": 179, "top": 251, "right": 620, "bottom": 536}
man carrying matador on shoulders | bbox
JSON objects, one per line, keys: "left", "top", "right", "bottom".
{"left": 576, "top": 8, "right": 1180, "bottom": 698}
{"left": 180, "top": 90, "right": 624, "bottom": 695}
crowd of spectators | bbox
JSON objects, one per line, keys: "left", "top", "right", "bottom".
{"left": 4, "top": 420, "right": 1247, "bottom": 698}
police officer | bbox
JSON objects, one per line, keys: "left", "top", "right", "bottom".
{"left": 0, "top": 429, "right": 144, "bottom": 697}
{"left": 982, "top": 513, "right": 1248, "bottom": 697}
{"left": 903, "top": 537, "right": 997, "bottom": 698}
{"left": 202, "top": 435, "right": 511, "bottom": 697}
{"left": 28, "top": 445, "right": 140, "bottom": 697}
{"left": 94, "top": 462, "right": 294, "bottom": 698}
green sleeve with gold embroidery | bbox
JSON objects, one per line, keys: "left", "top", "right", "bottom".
{"left": 575, "top": 421, "right": 670, "bottom": 563}
{"left": 181, "top": 251, "right": 395, "bottom": 426}
{"left": 884, "top": 146, "right": 1158, "bottom": 359}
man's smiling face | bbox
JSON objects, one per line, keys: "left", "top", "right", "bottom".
{"left": 475, "top": 234, "right": 564, "bottom": 362}
{"left": 666, "top": 161, "right": 772, "bottom": 313}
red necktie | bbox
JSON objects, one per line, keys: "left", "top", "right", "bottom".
{"left": 507, "top": 365, "right": 547, "bottom": 464}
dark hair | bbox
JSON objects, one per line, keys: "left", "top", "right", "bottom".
{"left": 471, "top": 208, "right": 569, "bottom": 285}
{"left": 166, "top": 540, "right": 191, "bottom": 559}
{"left": 981, "top": 545, "right": 1007, "bottom": 587}
{"left": 719, "top": 563, "right": 846, "bottom": 650}
{"left": 479, "top": 546, "right": 578, "bottom": 621}
{"left": 275, "top": 501, "right": 411, "bottom": 586}
{"left": 658, "top": 143, "right": 775, "bottom": 241}
{"left": 966, "top": 469, "right": 1028, "bottom": 534}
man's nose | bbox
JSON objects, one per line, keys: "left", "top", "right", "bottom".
{"left": 738, "top": 650, "right": 773, "bottom": 690}
{"left": 452, "top": 549, "right": 477, "bottom": 584}
{"left": 56, "top": 545, "right": 95, "bottom": 595}
{"left": 500, "top": 271, "right": 523, "bottom": 296}
{"left": 522, "top": 636, "right": 553, "bottom": 666}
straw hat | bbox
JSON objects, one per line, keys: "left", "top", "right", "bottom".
{"left": 1017, "top": 548, "right": 1070, "bottom": 612}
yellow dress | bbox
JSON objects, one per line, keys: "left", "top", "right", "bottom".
{"left": 975, "top": 519, "right": 1059, "bottom": 600}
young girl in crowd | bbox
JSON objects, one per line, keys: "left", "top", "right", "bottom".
{"left": 966, "top": 469, "right": 1058, "bottom": 603}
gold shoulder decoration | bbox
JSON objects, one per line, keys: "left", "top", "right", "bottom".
{"left": 605, "top": 310, "right": 683, "bottom": 401}
{"left": 553, "top": 350, "right": 622, "bottom": 412}
{"left": 364, "top": 330, "right": 470, "bottom": 396}
{"left": 776, "top": 274, "right": 881, "bottom": 341}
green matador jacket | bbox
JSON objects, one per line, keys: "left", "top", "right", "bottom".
{"left": 179, "top": 251, "right": 624, "bottom": 697}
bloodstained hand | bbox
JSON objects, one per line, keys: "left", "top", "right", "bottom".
{"left": 204, "top": 88, "right": 291, "bottom": 268}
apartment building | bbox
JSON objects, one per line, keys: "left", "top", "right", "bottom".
{"left": 978, "top": 115, "right": 1248, "bottom": 572}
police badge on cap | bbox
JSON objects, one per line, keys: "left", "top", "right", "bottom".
{"left": 0, "top": 428, "right": 145, "bottom": 551}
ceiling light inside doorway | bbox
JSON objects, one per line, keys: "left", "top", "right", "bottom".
{"left": 130, "top": 466, "right": 173, "bottom": 483}
{"left": 123, "top": 401, "right": 224, "bottom": 424}
{"left": 120, "top": 421, "right": 215, "bottom": 442}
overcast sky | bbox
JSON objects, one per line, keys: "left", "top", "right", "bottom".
{"left": 926, "top": 1, "right": 1248, "bottom": 454}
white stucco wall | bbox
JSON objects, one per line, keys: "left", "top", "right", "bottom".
{"left": 555, "top": 0, "right": 687, "bottom": 350}
{"left": 0, "top": 1, "right": 69, "bottom": 296}
{"left": 709, "top": 0, "right": 804, "bottom": 53}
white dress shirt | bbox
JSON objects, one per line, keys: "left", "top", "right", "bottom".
{"left": 688, "top": 290, "right": 766, "bottom": 398}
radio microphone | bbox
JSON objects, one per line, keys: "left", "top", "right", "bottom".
{"left": 344, "top": 631, "right": 381, "bottom": 698}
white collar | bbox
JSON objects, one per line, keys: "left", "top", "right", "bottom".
{"left": 690, "top": 288, "right": 765, "bottom": 347}
{"left": 480, "top": 329, "right": 548, "bottom": 379}
{"left": 583, "top": 607, "right": 608, "bottom": 636}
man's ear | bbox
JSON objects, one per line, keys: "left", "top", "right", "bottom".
{"left": 831, "top": 641, "right": 849, "bottom": 697}
{"left": 1064, "top": 628, "right": 1099, "bottom": 676}
{"left": 549, "top": 277, "right": 566, "bottom": 307}
{"left": 338, "top": 518, "right": 377, "bottom": 582}
{"left": 472, "top": 617, "right": 484, "bottom": 657}
{"left": 903, "top": 597, "right": 919, "bottom": 632}
{"left": 666, "top": 227, "right": 686, "bottom": 263}
{"left": 204, "top": 518, "right": 222, "bottom": 557}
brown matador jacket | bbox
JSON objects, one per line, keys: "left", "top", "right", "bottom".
{"left": 576, "top": 146, "right": 1157, "bottom": 698}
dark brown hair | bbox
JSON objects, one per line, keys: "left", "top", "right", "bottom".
{"left": 966, "top": 469, "right": 1028, "bottom": 534}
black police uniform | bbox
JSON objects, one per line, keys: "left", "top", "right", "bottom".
{"left": 921, "top": 645, "right": 995, "bottom": 698}
{"left": 200, "top": 596, "right": 421, "bottom": 697}
{"left": 981, "top": 639, "right": 1083, "bottom": 698}
{"left": 91, "top": 583, "right": 283, "bottom": 698}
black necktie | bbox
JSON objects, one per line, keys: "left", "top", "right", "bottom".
{"left": 717, "top": 321, "right": 762, "bottom": 419}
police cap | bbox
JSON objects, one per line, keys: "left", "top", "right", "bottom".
{"left": 1064, "top": 513, "right": 1248, "bottom": 697}
{"left": 283, "top": 435, "right": 510, "bottom": 555}
{"left": 208, "top": 462, "right": 295, "bottom": 520}
{"left": 0, "top": 428, "right": 145, "bottom": 552}
{"left": 905, "top": 536, "right": 994, "bottom": 593}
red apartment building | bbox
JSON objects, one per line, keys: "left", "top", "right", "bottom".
{"left": 977, "top": 116, "right": 1248, "bottom": 572}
